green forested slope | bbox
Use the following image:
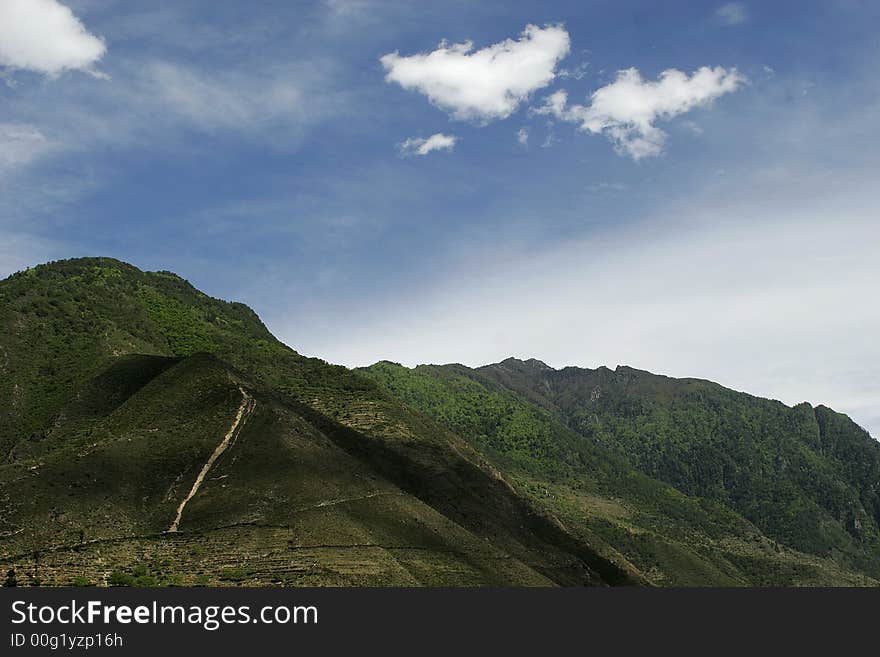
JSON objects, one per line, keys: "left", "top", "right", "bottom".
{"left": 476, "top": 360, "right": 880, "bottom": 576}
{"left": 360, "top": 358, "right": 880, "bottom": 582}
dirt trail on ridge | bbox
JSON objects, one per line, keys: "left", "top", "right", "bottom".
{"left": 168, "top": 386, "right": 255, "bottom": 532}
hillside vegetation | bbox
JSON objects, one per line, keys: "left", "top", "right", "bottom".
{"left": 1, "top": 258, "right": 877, "bottom": 586}
{"left": 361, "top": 358, "right": 880, "bottom": 583}
{"left": 0, "top": 258, "right": 636, "bottom": 586}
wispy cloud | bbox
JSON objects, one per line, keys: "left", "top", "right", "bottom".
{"left": 1, "top": 54, "right": 343, "bottom": 179}
{"left": 399, "top": 133, "right": 457, "bottom": 156}
{"left": 0, "top": 124, "right": 53, "bottom": 175}
{"left": 381, "top": 24, "right": 570, "bottom": 123}
{"left": 285, "top": 177, "right": 880, "bottom": 438}
{"left": 141, "top": 61, "right": 306, "bottom": 131}
{"left": 586, "top": 181, "right": 628, "bottom": 193}
{"left": 325, "top": 0, "right": 372, "bottom": 16}
{"left": 0, "top": 0, "right": 106, "bottom": 77}
{"left": 558, "top": 61, "right": 589, "bottom": 80}
{"left": 716, "top": 2, "right": 749, "bottom": 26}
{"left": 534, "top": 66, "right": 744, "bottom": 159}
{"left": 681, "top": 119, "right": 704, "bottom": 136}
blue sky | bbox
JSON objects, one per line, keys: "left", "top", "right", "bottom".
{"left": 1, "top": 1, "right": 878, "bottom": 437}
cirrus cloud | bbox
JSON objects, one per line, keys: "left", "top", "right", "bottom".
{"left": 399, "top": 133, "right": 458, "bottom": 156}
{"left": 0, "top": 0, "right": 106, "bottom": 77}
{"left": 381, "top": 24, "right": 570, "bottom": 123}
{"left": 535, "top": 66, "right": 744, "bottom": 159}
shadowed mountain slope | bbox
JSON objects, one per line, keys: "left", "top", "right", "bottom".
{"left": 0, "top": 258, "right": 636, "bottom": 586}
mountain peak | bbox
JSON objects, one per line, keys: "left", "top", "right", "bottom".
{"left": 497, "top": 357, "right": 554, "bottom": 371}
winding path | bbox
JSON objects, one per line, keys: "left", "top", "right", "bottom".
{"left": 167, "top": 386, "right": 255, "bottom": 533}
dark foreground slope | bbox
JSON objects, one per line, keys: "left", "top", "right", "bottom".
{"left": 361, "top": 359, "right": 880, "bottom": 584}
{"left": 0, "top": 258, "right": 635, "bottom": 586}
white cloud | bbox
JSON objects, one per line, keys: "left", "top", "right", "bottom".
{"left": 716, "top": 3, "right": 749, "bottom": 25}
{"left": 399, "top": 133, "right": 457, "bottom": 156}
{"left": 381, "top": 24, "right": 570, "bottom": 123}
{"left": 0, "top": 0, "right": 106, "bottom": 77}
{"left": 517, "top": 127, "right": 529, "bottom": 146}
{"left": 535, "top": 66, "right": 744, "bottom": 159}
{"left": 0, "top": 124, "right": 52, "bottom": 174}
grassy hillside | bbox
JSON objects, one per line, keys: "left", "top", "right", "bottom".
{"left": 0, "top": 258, "right": 636, "bottom": 586}
{"left": 2, "top": 354, "right": 564, "bottom": 586}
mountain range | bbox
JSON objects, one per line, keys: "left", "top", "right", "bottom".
{"left": 1, "top": 258, "right": 877, "bottom": 586}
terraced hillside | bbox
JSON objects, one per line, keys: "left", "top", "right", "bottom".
{"left": 0, "top": 258, "right": 636, "bottom": 586}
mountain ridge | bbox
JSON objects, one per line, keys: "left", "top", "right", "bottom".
{"left": 0, "top": 257, "right": 641, "bottom": 586}
{"left": 401, "top": 357, "right": 874, "bottom": 438}
{"left": 361, "top": 357, "right": 880, "bottom": 581}
{"left": 2, "top": 257, "right": 878, "bottom": 586}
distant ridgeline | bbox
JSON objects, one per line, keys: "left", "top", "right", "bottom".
{"left": 362, "top": 358, "right": 880, "bottom": 585}
{"left": 1, "top": 258, "right": 878, "bottom": 587}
